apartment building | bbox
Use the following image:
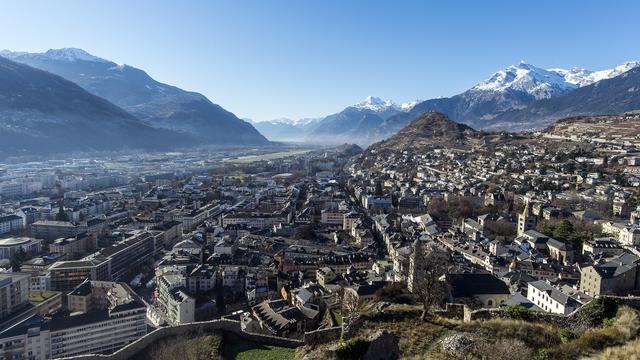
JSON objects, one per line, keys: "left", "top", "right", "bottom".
{"left": 156, "top": 272, "right": 195, "bottom": 325}
{"left": 31, "top": 221, "right": 82, "bottom": 241}
{"left": 580, "top": 253, "right": 640, "bottom": 296}
{"left": 49, "top": 231, "right": 162, "bottom": 292}
{"left": 49, "top": 233, "right": 96, "bottom": 260}
{"left": 0, "top": 273, "right": 30, "bottom": 319}
{"left": 0, "top": 215, "right": 25, "bottom": 235}
{"left": 0, "top": 281, "right": 147, "bottom": 359}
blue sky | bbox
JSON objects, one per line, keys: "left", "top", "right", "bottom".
{"left": 1, "top": 0, "right": 639, "bottom": 120}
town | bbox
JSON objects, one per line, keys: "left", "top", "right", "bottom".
{"left": 0, "top": 112, "right": 637, "bottom": 359}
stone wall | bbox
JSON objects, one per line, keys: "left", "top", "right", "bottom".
{"left": 60, "top": 319, "right": 304, "bottom": 360}
{"left": 434, "top": 303, "right": 464, "bottom": 320}
{"left": 464, "top": 296, "right": 640, "bottom": 329}
{"left": 304, "top": 326, "right": 342, "bottom": 345}
{"left": 342, "top": 313, "right": 365, "bottom": 340}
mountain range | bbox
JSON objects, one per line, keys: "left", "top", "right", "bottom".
{"left": 252, "top": 96, "right": 420, "bottom": 143}
{"left": 381, "top": 61, "right": 640, "bottom": 134}
{"left": 0, "top": 47, "right": 638, "bottom": 156}
{"left": 0, "top": 56, "right": 192, "bottom": 159}
{"left": 0, "top": 48, "right": 269, "bottom": 148}
{"left": 256, "top": 61, "right": 640, "bottom": 144}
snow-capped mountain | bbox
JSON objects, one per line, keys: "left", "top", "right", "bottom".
{"left": 250, "top": 117, "right": 323, "bottom": 142}
{"left": 379, "top": 60, "right": 640, "bottom": 135}
{"left": 0, "top": 48, "right": 109, "bottom": 63}
{"left": 473, "top": 61, "right": 577, "bottom": 99}
{"left": 352, "top": 96, "right": 421, "bottom": 112}
{"left": 472, "top": 61, "right": 640, "bottom": 100}
{"left": 486, "top": 66, "right": 640, "bottom": 130}
{"left": 551, "top": 61, "right": 640, "bottom": 87}
{"left": 305, "top": 96, "right": 421, "bottom": 144}
{"left": 353, "top": 96, "right": 398, "bottom": 112}
{"left": 252, "top": 117, "right": 320, "bottom": 126}
{"left": 253, "top": 96, "right": 418, "bottom": 143}
{"left": 400, "top": 99, "right": 421, "bottom": 111}
{"left": 0, "top": 48, "right": 269, "bottom": 145}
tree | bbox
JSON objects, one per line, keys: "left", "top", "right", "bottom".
{"left": 293, "top": 224, "right": 314, "bottom": 240}
{"left": 10, "top": 248, "right": 27, "bottom": 271}
{"left": 411, "top": 243, "right": 451, "bottom": 321}
{"left": 55, "top": 203, "right": 69, "bottom": 222}
{"left": 374, "top": 181, "right": 384, "bottom": 196}
{"left": 553, "top": 219, "right": 575, "bottom": 240}
{"left": 341, "top": 287, "right": 360, "bottom": 315}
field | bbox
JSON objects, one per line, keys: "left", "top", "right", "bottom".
{"left": 223, "top": 149, "right": 311, "bottom": 163}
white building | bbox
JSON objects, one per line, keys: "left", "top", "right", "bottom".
{"left": 526, "top": 280, "right": 579, "bottom": 315}
{"left": 315, "top": 171, "right": 334, "bottom": 184}
{"left": 0, "top": 316, "right": 51, "bottom": 360}
{"left": 0, "top": 280, "right": 146, "bottom": 359}
{"left": 156, "top": 272, "right": 196, "bottom": 325}
{"left": 213, "top": 238, "right": 237, "bottom": 256}
{"left": 619, "top": 226, "right": 640, "bottom": 246}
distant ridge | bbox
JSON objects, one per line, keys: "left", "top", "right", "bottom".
{"left": 0, "top": 56, "right": 194, "bottom": 158}
{"left": 1, "top": 48, "right": 270, "bottom": 145}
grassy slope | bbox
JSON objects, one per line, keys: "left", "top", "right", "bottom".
{"left": 298, "top": 304, "right": 640, "bottom": 360}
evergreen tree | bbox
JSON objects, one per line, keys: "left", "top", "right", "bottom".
{"left": 55, "top": 203, "right": 69, "bottom": 222}
{"left": 375, "top": 181, "right": 383, "bottom": 196}
{"left": 553, "top": 220, "right": 575, "bottom": 240}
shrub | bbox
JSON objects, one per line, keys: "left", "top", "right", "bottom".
{"left": 590, "top": 338, "right": 640, "bottom": 360}
{"left": 548, "top": 307, "right": 640, "bottom": 359}
{"left": 375, "top": 283, "right": 414, "bottom": 304}
{"left": 579, "top": 297, "right": 620, "bottom": 327}
{"left": 534, "top": 348, "right": 551, "bottom": 360}
{"left": 559, "top": 328, "right": 576, "bottom": 343}
{"left": 602, "top": 317, "right": 616, "bottom": 328}
{"left": 475, "top": 338, "right": 533, "bottom": 360}
{"left": 571, "top": 326, "right": 624, "bottom": 351}
{"left": 335, "top": 337, "right": 370, "bottom": 360}
{"left": 612, "top": 306, "right": 640, "bottom": 338}
{"left": 502, "top": 305, "right": 530, "bottom": 320}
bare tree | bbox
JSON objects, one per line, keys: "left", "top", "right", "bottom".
{"left": 340, "top": 287, "right": 360, "bottom": 314}
{"left": 411, "top": 242, "right": 451, "bottom": 321}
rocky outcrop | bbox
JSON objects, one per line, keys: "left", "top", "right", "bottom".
{"left": 363, "top": 330, "right": 399, "bottom": 360}
{"left": 440, "top": 334, "right": 475, "bottom": 358}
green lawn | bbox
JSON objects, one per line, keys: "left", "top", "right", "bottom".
{"left": 223, "top": 335, "right": 296, "bottom": 360}
{"left": 29, "top": 291, "right": 57, "bottom": 303}
{"left": 330, "top": 309, "right": 343, "bottom": 327}
{"left": 230, "top": 345, "right": 296, "bottom": 360}
{"left": 223, "top": 149, "right": 311, "bottom": 164}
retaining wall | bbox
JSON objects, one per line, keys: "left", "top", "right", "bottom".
{"left": 464, "top": 296, "right": 640, "bottom": 329}
{"left": 304, "top": 326, "right": 342, "bottom": 345}
{"left": 60, "top": 319, "right": 304, "bottom": 360}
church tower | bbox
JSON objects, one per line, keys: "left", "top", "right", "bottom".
{"left": 517, "top": 202, "right": 536, "bottom": 236}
